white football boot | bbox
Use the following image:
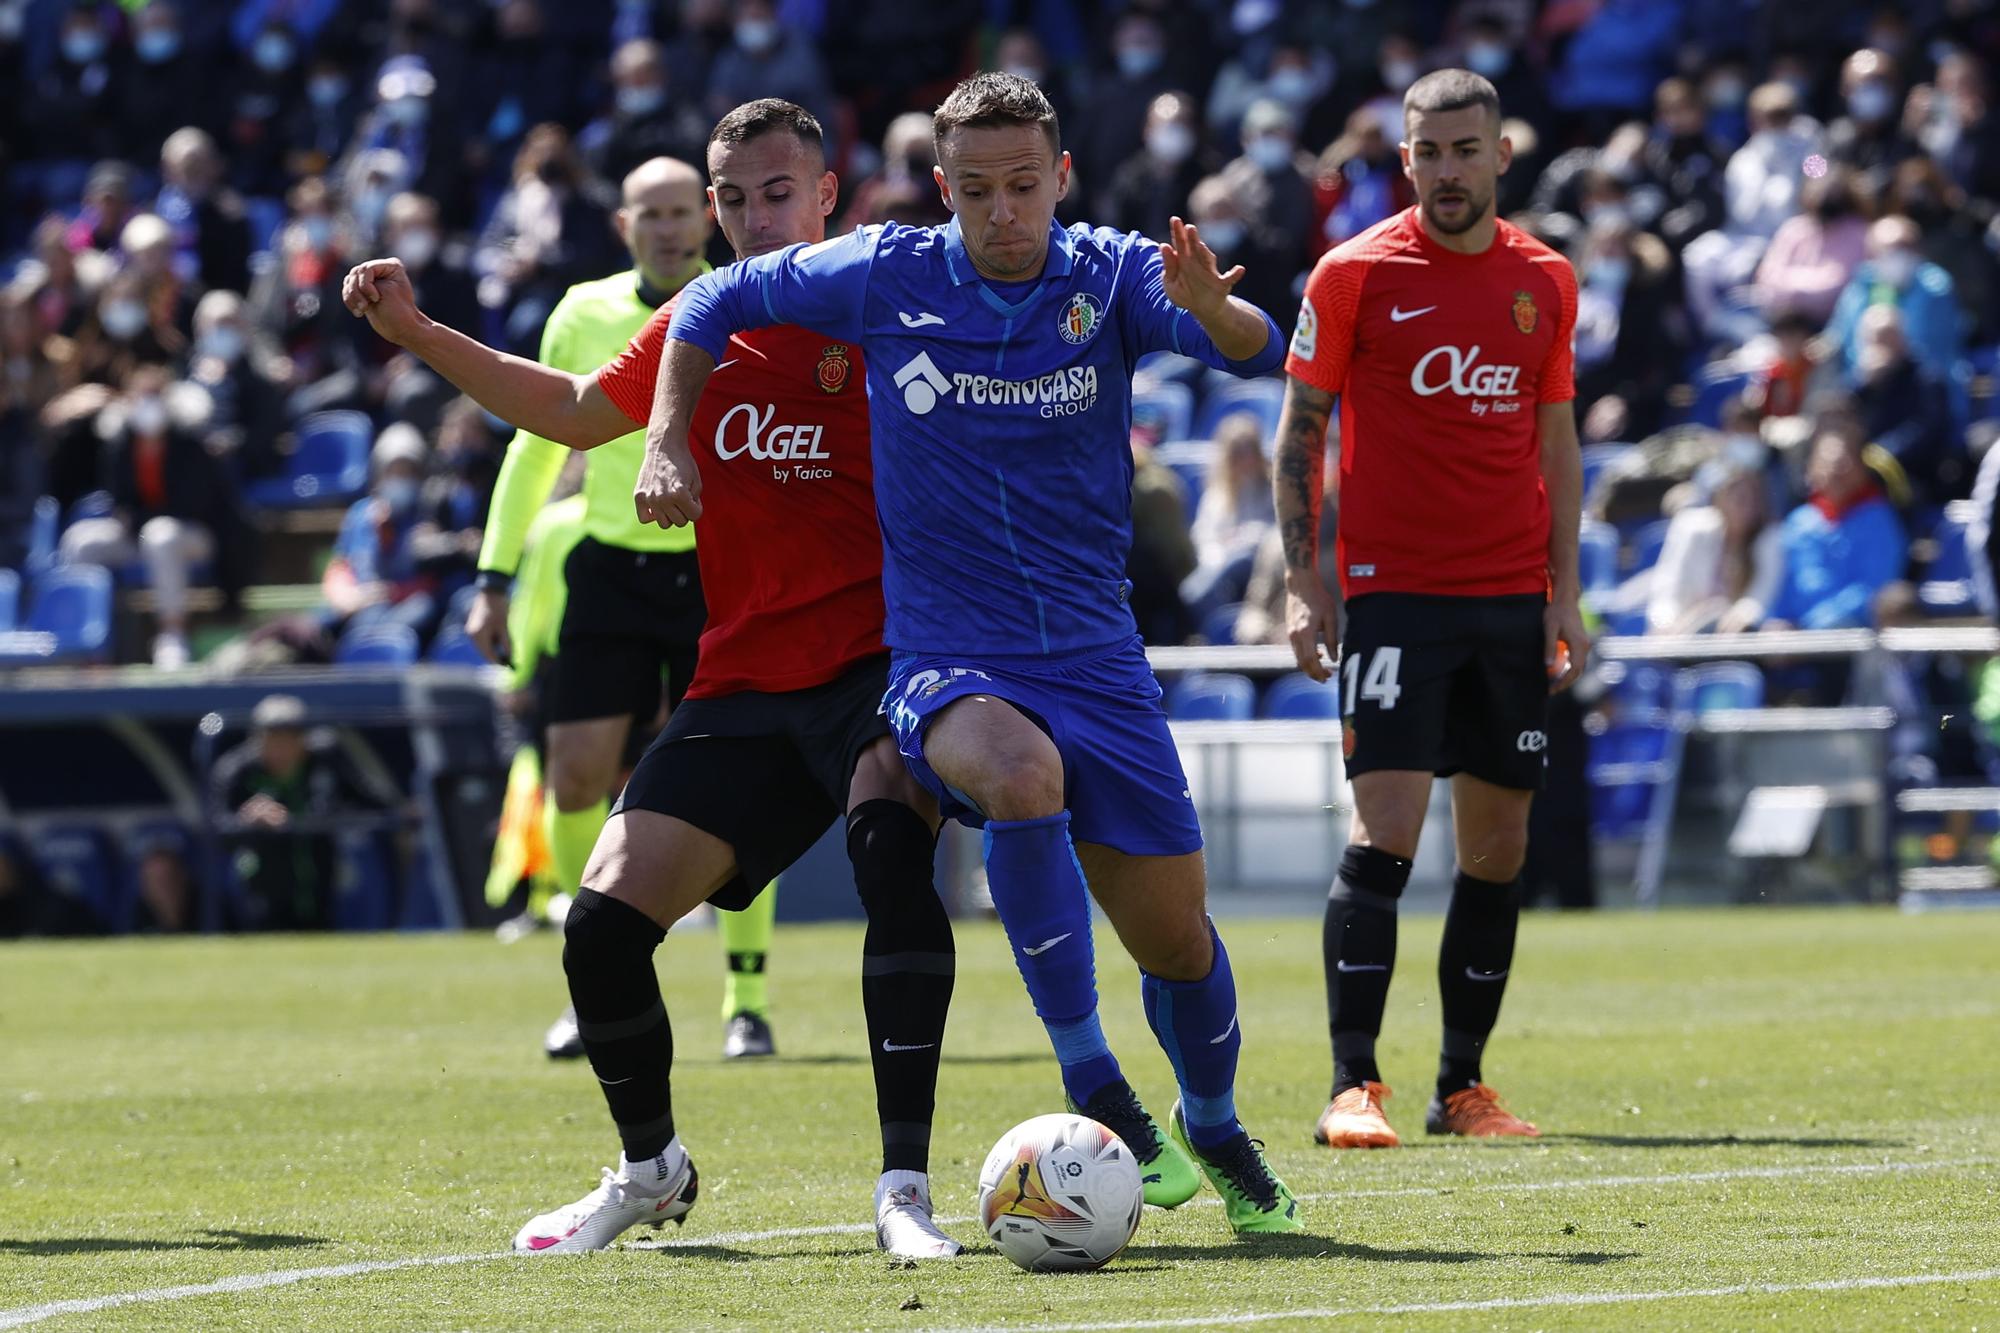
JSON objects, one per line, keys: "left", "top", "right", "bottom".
{"left": 874, "top": 1175, "right": 963, "bottom": 1259}
{"left": 542, "top": 1006, "right": 584, "bottom": 1060}
{"left": 513, "top": 1153, "right": 699, "bottom": 1253}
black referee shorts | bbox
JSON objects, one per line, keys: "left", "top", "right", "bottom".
{"left": 544, "top": 538, "right": 705, "bottom": 728}
{"left": 610, "top": 654, "right": 894, "bottom": 910}
{"left": 1338, "top": 591, "right": 1550, "bottom": 791}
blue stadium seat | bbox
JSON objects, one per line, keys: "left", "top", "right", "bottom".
{"left": 1578, "top": 519, "right": 1619, "bottom": 596}
{"left": 1579, "top": 443, "right": 1633, "bottom": 497}
{"left": 334, "top": 622, "right": 421, "bottom": 666}
{"left": 65, "top": 489, "right": 115, "bottom": 527}
{"left": 334, "top": 832, "right": 395, "bottom": 931}
{"left": 0, "top": 568, "right": 17, "bottom": 631}
{"left": 1199, "top": 601, "right": 1244, "bottom": 645}
{"left": 1167, "top": 672, "right": 1257, "bottom": 721}
{"left": 28, "top": 824, "right": 121, "bottom": 931}
{"left": 1919, "top": 509, "right": 1976, "bottom": 614}
{"left": 243, "top": 195, "right": 287, "bottom": 253}
{"left": 1689, "top": 365, "right": 1751, "bottom": 428}
{"left": 1587, "top": 709, "right": 1676, "bottom": 840}
{"left": 1676, "top": 661, "right": 1764, "bottom": 713}
{"left": 247, "top": 410, "right": 373, "bottom": 509}
{"left": 1261, "top": 672, "right": 1340, "bottom": 719}
{"left": 1194, "top": 377, "right": 1285, "bottom": 444}
{"left": 427, "top": 628, "right": 490, "bottom": 665}
{"left": 26, "top": 495, "right": 60, "bottom": 576}
{"left": 4, "top": 564, "right": 115, "bottom": 663}
{"left": 1152, "top": 438, "right": 1213, "bottom": 514}
{"left": 1610, "top": 662, "right": 1674, "bottom": 710}
{"left": 1630, "top": 518, "right": 1672, "bottom": 573}
{"left": 1132, "top": 381, "right": 1195, "bottom": 442}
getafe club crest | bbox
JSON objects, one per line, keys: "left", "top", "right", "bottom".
{"left": 1058, "top": 292, "right": 1102, "bottom": 345}
{"left": 816, "top": 344, "right": 851, "bottom": 393}
{"left": 1511, "top": 290, "right": 1538, "bottom": 335}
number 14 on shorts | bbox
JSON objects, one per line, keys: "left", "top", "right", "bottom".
{"left": 1341, "top": 647, "right": 1402, "bottom": 713}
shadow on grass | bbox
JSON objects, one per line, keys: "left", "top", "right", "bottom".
{"left": 715, "top": 1053, "right": 1049, "bottom": 1068}
{"left": 1544, "top": 1133, "right": 1900, "bottom": 1150}
{"left": 1126, "top": 1233, "right": 1496, "bottom": 1265}
{"left": 1519, "top": 1250, "right": 1641, "bottom": 1266}
{"left": 0, "top": 1229, "right": 328, "bottom": 1256}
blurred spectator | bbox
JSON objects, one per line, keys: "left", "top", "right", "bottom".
{"left": 1852, "top": 305, "right": 1960, "bottom": 504}
{"left": 1104, "top": 93, "right": 1218, "bottom": 241}
{"left": 1753, "top": 164, "right": 1869, "bottom": 324}
{"left": 67, "top": 161, "right": 138, "bottom": 256}
{"left": 1128, "top": 437, "right": 1196, "bottom": 647}
{"left": 0, "top": 288, "right": 56, "bottom": 558}
{"left": 1236, "top": 456, "right": 1337, "bottom": 649}
{"left": 704, "top": 0, "right": 836, "bottom": 158}
{"left": 322, "top": 423, "right": 442, "bottom": 641}
{"left": 1216, "top": 100, "right": 1313, "bottom": 315}
{"left": 23, "top": 6, "right": 121, "bottom": 170}
{"left": 59, "top": 363, "right": 245, "bottom": 667}
{"left": 0, "top": 841, "right": 101, "bottom": 939}
{"left": 1825, "top": 48, "right": 1917, "bottom": 199}
{"left": 247, "top": 176, "right": 363, "bottom": 414}
{"left": 14, "top": 214, "right": 106, "bottom": 340}
{"left": 1457, "top": 12, "right": 1549, "bottom": 137}
{"left": 474, "top": 125, "right": 619, "bottom": 356}
{"left": 1572, "top": 216, "right": 1685, "bottom": 443}
{"left": 156, "top": 128, "right": 254, "bottom": 299}
{"left": 1547, "top": 0, "right": 1684, "bottom": 136}
{"left": 845, "top": 112, "right": 952, "bottom": 230}
{"left": 343, "top": 147, "right": 413, "bottom": 254}
{"left": 131, "top": 834, "right": 197, "bottom": 934}
{"left": 1766, "top": 428, "right": 1907, "bottom": 633}
{"left": 282, "top": 50, "right": 366, "bottom": 186}
{"left": 411, "top": 396, "right": 502, "bottom": 594}
{"left": 341, "top": 56, "right": 455, "bottom": 220}
{"left": 1645, "top": 77, "right": 1729, "bottom": 250}
{"left": 1747, "top": 307, "right": 1825, "bottom": 421}
{"left": 1071, "top": 11, "right": 1175, "bottom": 195}
{"left": 1682, "top": 81, "right": 1823, "bottom": 342}
{"left": 120, "top": 3, "right": 209, "bottom": 162}
{"left": 222, "top": 19, "right": 311, "bottom": 198}
{"left": 1206, "top": 39, "right": 1336, "bottom": 154}
{"left": 184, "top": 289, "right": 288, "bottom": 483}
{"left": 662, "top": 0, "right": 731, "bottom": 110}
{"left": 1888, "top": 155, "right": 2000, "bottom": 345}
{"left": 1646, "top": 459, "right": 1783, "bottom": 635}
{"left": 1181, "top": 413, "right": 1274, "bottom": 626}
{"left": 1701, "top": 59, "right": 1753, "bottom": 151}
{"left": 381, "top": 192, "right": 480, "bottom": 340}
{"left": 1825, "top": 214, "right": 1963, "bottom": 393}
{"left": 210, "top": 693, "right": 399, "bottom": 933}
{"left": 1911, "top": 49, "right": 2000, "bottom": 207}
{"left": 990, "top": 28, "right": 1077, "bottom": 133}
{"left": 1312, "top": 108, "right": 1413, "bottom": 252}
{"left": 1187, "top": 175, "right": 1259, "bottom": 309}
{"left": 582, "top": 38, "right": 712, "bottom": 189}
{"left": 471, "top": 0, "right": 592, "bottom": 171}
{"left": 63, "top": 268, "right": 186, "bottom": 389}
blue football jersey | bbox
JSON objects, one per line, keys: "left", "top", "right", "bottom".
{"left": 667, "top": 218, "right": 1283, "bottom": 656}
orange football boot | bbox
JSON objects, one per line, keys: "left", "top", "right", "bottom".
{"left": 1313, "top": 1081, "right": 1401, "bottom": 1148}
{"left": 1425, "top": 1084, "right": 1541, "bottom": 1138}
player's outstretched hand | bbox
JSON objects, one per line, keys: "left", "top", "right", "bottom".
{"left": 1545, "top": 596, "right": 1591, "bottom": 694}
{"left": 1159, "top": 216, "right": 1244, "bottom": 319}
{"left": 1283, "top": 569, "right": 1341, "bottom": 684}
{"left": 635, "top": 437, "right": 702, "bottom": 528}
{"left": 341, "top": 258, "right": 426, "bottom": 347}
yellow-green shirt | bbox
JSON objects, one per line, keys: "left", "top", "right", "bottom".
{"left": 476, "top": 267, "right": 705, "bottom": 575}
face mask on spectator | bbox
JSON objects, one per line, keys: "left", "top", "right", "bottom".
{"left": 1002, "top": 63, "right": 1045, "bottom": 85}
{"left": 1268, "top": 68, "right": 1315, "bottom": 106}
{"left": 1247, "top": 135, "right": 1294, "bottom": 172}
{"left": 384, "top": 95, "right": 429, "bottom": 128}
{"left": 1875, "top": 248, "right": 1919, "bottom": 287}
{"left": 201, "top": 326, "right": 246, "bottom": 363}
{"left": 101, "top": 300, "right": 148, "bottom": 341}
{"left": 302, "top": 215, "right": 334, "bottom": 252}
{"left": 1589, "top": 256, "right": 1632, "bottom": 291}
{"left": 1706, "top": 76, "right": 1746, "bottom": 109}
{"left": 1199, "top": 219, "right": 1245, "bottom": 252}
{"left": 1147, "top": 122, "right": 1195, "bottom": 165}
{"left": 397, "top": 228, "right": 440, "bottom": 269}
{"left": 381, "top": 477, "right": 421, "bottom": 517}
{"left": 253, "top": 32, "right": 295, "bottom": 73}
{"left": 617, "top": 83, "right": 666, "bottom": 117}
{"left": 355, "top": 188, "right": 392, "bottom": 234}
{"left": 1117, "top": 45, "right": 1164, "bottom": 79}
{"left": 1465, "top": 43, "right": 1510, "bottom": 79}
{"left": 128, "top": 395, "right": 168, "bottom": 436}
{"left": 1381, "top": 59, "right": 1420, "bottom": 91}
{"left": 309, "top": 75, "right": 349, "bottom": 108}
{"left": 62, "top": 28, "right": 106, "bottom": 64}
{"left": 1848, "top": 82, "right": 1894, "bottom": 124}
{"left": 136, "top": 28, "right": 182, "bottom": 63}
{"left": 1582, "top": 200, "right": 1630, "bottom": 230}
{"left": 734, "top": 19, "right": 778, "bottom": 52}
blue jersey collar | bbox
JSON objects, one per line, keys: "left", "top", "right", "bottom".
{"left": 941, "top": 217, "right": 1077, "bottom": 287}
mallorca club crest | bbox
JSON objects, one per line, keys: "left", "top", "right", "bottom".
{"left": 1511, "top": 289, "right": 1538, "bottom": 335}
{"left": 816, "top": 344, "right": 851, "bottom": 394}
{"left": 1058, "top": 291, "right": 1103, "bottom": 345}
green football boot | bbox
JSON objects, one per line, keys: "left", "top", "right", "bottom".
{"left": 1068, "top": 1080, "right": 1202, "bottom": 1208}
{"left": 1169, "top": 1100, "right": 1303, "bottom": 1234}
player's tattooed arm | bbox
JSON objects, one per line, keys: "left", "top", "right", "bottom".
{"left": 1273, "top": 377, "right": 1336, "bottom": 572}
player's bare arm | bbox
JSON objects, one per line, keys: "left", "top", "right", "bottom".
{"left": 1538, "top": 400, "right": 1590, "bottom": 693}
{"left": 341, "top": 258, "right": 632, "bottom": 449}
{"left": 1158, "top": 216, "right": 1271, "bottom": 361}
{"left": 633, "top": 336, "right": 716, "bottom": 528}
{"left": 1273, "top": 377, "right": 1340, "bottom": 682}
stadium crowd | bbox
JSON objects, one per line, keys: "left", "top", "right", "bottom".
{"left": 7, "top": 0, "right": 2000, "bottom": 932}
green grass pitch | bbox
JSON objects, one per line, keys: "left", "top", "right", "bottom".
{"left": 3, "top": 908, "right": 1998, "bottom": 1331}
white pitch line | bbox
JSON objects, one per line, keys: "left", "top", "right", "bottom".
{"left": 0, "top": 1156, "right": 1988, "bottom": 1330}
{"left": 929, "top": 1267, "right": 2000, "bottom": 1332}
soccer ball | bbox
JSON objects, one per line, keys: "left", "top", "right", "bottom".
{"left": 977, "top": 1113, "right": 1144, "bottom": 1272}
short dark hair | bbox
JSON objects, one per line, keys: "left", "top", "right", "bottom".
{"left": 707, "top": 99, "right": 825, "bottom": 160}
{"left": 1403, "top": 68, "right": 1502, "bottom": 132}
{"left": 932, "top": 72, "right": 1060, "bottom": 162}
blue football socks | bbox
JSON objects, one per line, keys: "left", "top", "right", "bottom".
{"left": 1142, "top": 917, "right": 1243, "bottom": 1149}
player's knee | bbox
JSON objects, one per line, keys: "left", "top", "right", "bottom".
{"left": 546, "top": 752, "right": 612, "bottom": 812}
{"left": 1334, "top": 844, "right": 1413, "bottom": 909}
{"left": 561, "top": 888, "right": 663, "bottom": 979}
{"left": 974, "top": 751, "right": 1065, "bottom": 822}
{"left": 1459, "top": 827, "right": 1528, "bottom": 882}
{"left": 1135, "top": 913, "right": 1214, "bottom": 981}
{"left": 846, "top": 798, "right": 937, "bottom": 910}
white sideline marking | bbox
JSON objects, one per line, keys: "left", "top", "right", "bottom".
{"left": 0, "top": 1157, "right": 1988, "bottom": 1329}
{"left": 932, "top": 1268, "right": 2000, "bottom": 1332}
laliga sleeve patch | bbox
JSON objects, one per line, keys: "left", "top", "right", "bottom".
{"left": 1291, "top": 297, "right": 1319, "bottom": 362}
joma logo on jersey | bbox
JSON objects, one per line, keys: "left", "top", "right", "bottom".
{"left": 1410, "top": 345, "right": 1523, "bottom": 401}
{"left": 713, "top": 402, "right": 830, "bottom": 461}
{"left": 891, "top": 352, "right": 1100, "bottom": 418}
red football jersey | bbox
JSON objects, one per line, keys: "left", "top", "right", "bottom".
{"left": 596, "top": 303, "right": 883, "bottom": 699}
{"left": 1286, "top": 207, "right": 1577, "bottom": 599}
